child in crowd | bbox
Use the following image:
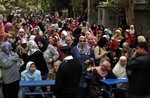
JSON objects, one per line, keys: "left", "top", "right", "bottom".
{"left": 18, "top": 61, "right": 42, "bottom": 98}
{"left": 46, "top": 60, "right": 62, "bottom": 91}
{"left": 46, "top": 60, "right": 61, "bottom": 98}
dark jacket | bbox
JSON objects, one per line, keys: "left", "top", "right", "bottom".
{"left": 126, "top": 53, "right": 150, "bottom": 95}
{"left": 53, "top": 58, "right": 82, "bottom": 96}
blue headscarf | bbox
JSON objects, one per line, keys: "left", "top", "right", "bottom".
{"left": 24, "top": 61, "right": 41, "bottom": 81}
{"left": 1, "top": 41, "right": 12, "bottom": 55}
{"left": 26, "top": 61, "right": 35, "bottom": 71}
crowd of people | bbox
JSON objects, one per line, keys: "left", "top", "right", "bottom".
{"left": 0, "top": 11, "right": 150, "bottom": 98}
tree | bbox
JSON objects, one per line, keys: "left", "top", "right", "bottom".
{"left": 70, "top": 0, "right": 85, "bottom": 18}
{"left": 121, "top": 0, "right": 135, "bottom": 26}
{"left": 112, "top": 0, "right": 135, "bottom": 26}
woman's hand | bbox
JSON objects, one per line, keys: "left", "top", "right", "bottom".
{"left": 48, "top": 58, "right": 53, "bottom": 63}
{"left": 84, "top": 60, "right": 90, "bottom": 64}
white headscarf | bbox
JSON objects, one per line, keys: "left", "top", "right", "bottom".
{"left": 113, "top": 56, "right": 128, "bottom": 89}
{"left": 27, "top": 40, "right": 40, "bottom": 56}
{"left": 112, "top": 56, "right": 127, "bottom": 78}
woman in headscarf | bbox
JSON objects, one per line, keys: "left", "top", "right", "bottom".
{"left": 24, "top": 40, "right": 48, "bottom": 76}
{"left": 85, "top": 31, "right": 91, "bottom": 39}
{"left": 88, "top": 61, "right": 116, "bottom": 98}
{"left": 16, "top": 28, "right": 28, "bottom": 44}
{"left": 121, "top": 42, "right": 132, "bottom": 58}
{"left": 18, "top": 61, "right": 42, "bottom": 98}
{"left": 59, "top": 30, "right": 68, "bottom": 46}
{"left": 113, "top": 56, "right": 127, "bottom": 86}
{"left": 129, "top": 25, "right": 135, "bottom": 34}
{"left": 64, "top": 35, "right": 74, "bottom": 46}
{"left": 107, "top": 40, "right": 122, "bottom": 68}
{"left": 112, "top": 56, "right": 127, "bottom": 98}
{"left": 119, "top": 30, "right": 130, "bottom": 47}
{"left": 128, "top": 33, "right": 137, "bottom": 48}
{"left": 14, "top": 28, "right": 28, "bottom": 53}
{"left": 111, "top": 29, "right": 123, "bottom": 42}
{"left": 0, "top": 41, "right": 20, "bottom": 98}
{"left": 71, "top": 36, "right": 94, "bottom": 98}
{"left": 35, "top": 36, "right": 59, "bottom": 71}
{"left": 4, "top": 22, "right": 12, "bottom": 33}
{"left": 87, "top": 35, "right": 96, "bottom": 48}
{"left": 0, "top": 14, "right": 12, "bottom": 44}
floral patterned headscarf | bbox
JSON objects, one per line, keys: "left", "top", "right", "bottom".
{"left": 77, "top": 36, "right": 91, "bottom": 55}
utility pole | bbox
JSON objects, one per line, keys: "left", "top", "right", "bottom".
{"left": 87, "top": 0, "right": 90, "bottom": 22}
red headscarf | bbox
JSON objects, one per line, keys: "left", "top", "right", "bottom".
{"left": 126, "top": 33, "right": 136, "bottom": 45}
{"left": 109, "top": 40, "right": 120, "bottom": 50}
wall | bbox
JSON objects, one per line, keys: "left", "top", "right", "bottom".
{"left": 134, "top": 10, "right": 150, "bottom": 37}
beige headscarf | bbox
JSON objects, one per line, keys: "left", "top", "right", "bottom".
{"left": 112, "top": 56, "right": 127, "bottom": 78}
{"left": 138, "top": 35, "right": 146, "bottom": 43}
{"left": 27, "top": 40, "right": 40, "bottom": 56}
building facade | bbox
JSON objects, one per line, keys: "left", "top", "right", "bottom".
{"left": 97, "top": 0, "right": 150, "bottom": 36}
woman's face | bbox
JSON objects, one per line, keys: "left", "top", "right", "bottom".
{"left": 8, "top": 26, "right": 13, "bottom": 32}
{"left": 130, "top": 36, "right": 135, "bottom": 41}
{"left": 53, "top": 62, "right": 59, "bottom": 72}
{"left": 88, "top": 36, "right": 93, "bottom": 43}
{"left": 32, "top": 30, "right": 37, "bottom": 35}
{"left": 37, "top": 41, "right": 43, "bottom": 48}
{"left": 48, "top": 36, "right": 54, "bottom": 44}
{"left": 19, "top": 32, "right": 24, "bottom": 37}
{"left": 122, "top": 44, "right": 127, "bottom": 51}
{"left": 120, "top": 60, "right": 126, "bottom": 66}
{"left": 29, "top": 64, "right": 36, "bottom": 73}
{"left": 79, "top": 39, "right": 86, "bottom": 46}
{"left": 61, "top": 33, "right": 65, "bottom": 39}
{"left": 93, "top": 24, "right": 96, "bottom": 27}
{"left": 101, "top": 64, "right": 109, "bottom": 71}
{"left": 124, "top": 33, "right": 129, "bottom": 39}
{"left": 65, "top": 38, "right": 71, "bottom": 45}
{"left": 85, "top": 32, "right": 90, "bottom": 38}
{"left": 97, "top": 32, "right": 102, "bottom": 37}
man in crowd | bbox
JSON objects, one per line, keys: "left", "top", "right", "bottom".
{"left": 126, "top": 42, "right": 150, "bottom": 98}
{"left": 53, "top": 46, "right": 82, "bottom": 98}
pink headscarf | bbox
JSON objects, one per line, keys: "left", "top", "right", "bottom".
{"left": 96, "top": 61, "right": 111, "bottom": 78}
{"left": 87, "top": 35, "right": 96, "bottom": 47}
{"left": 5, "top": 22, "right": 12, "bottom": 33}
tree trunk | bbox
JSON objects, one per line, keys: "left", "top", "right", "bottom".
{"left": 122, "top": 0, "right": 135, "bottom": 26}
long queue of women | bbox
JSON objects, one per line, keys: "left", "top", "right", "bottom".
{"left": 0, "top": 12, "right": 150, "bottom": 98}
